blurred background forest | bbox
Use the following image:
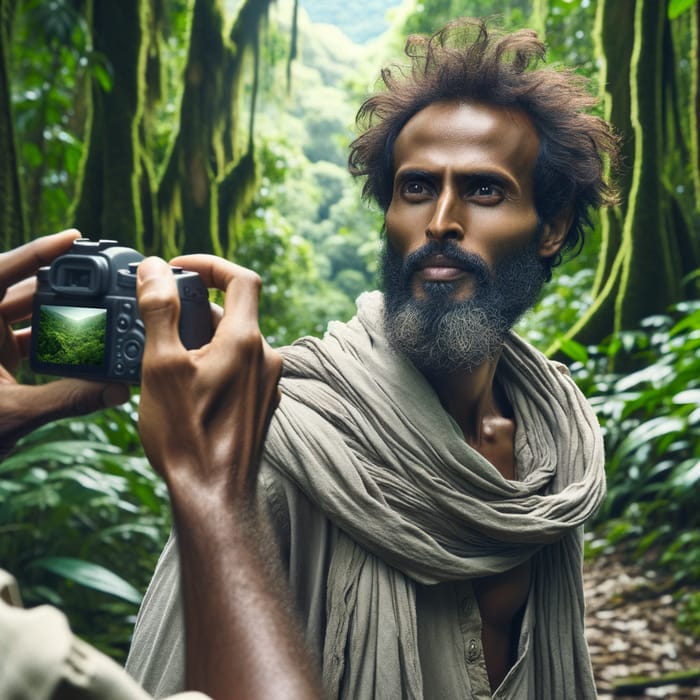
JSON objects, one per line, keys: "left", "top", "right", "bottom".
{"left": 1, "top": 0, "right": 700, "bottom": 680}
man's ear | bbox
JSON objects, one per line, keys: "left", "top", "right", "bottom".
{"left": 538, "top": 209, "right": 573, "bottom": 258}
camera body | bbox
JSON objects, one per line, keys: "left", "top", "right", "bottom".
{"left": 30, "top": 239, "right": 212, "bottom": 384}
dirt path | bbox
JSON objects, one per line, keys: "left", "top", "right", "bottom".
{"left": 584, "top": 547, "right": 700, "bottom": 699}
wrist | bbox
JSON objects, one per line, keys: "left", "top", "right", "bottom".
{"left": 168, "top": 481, "right": 261, "bottom": 539}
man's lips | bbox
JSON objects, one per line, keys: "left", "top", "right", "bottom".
{"left": 414, "top": 254, "right": 473, "bottom": 282}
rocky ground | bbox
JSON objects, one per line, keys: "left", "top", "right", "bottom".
{"left": 584, "top": 546, "right": 700, "bottom": 699}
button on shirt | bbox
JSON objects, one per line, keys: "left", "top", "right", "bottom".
{"left": 417, "top": 581, "right": 491, "bottom": 698}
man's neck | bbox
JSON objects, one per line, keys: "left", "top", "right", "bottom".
{"left": 423, "top": 353, "right": 507, "bottom": 447}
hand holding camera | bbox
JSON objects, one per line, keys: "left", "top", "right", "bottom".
{"left": 0, "top": 231, "right": 130, "bottom": 458}
{"left": 136, "top": 253, "right": 282, "bottom": 498}
{"left": 30, "top": 239, "right": 212, "bottom": 383}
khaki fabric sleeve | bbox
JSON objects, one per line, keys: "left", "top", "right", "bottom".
{"left": 0, "top": 569, "right": 208, "bottom": 700}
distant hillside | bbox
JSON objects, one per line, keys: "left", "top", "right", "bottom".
{"left": 299, "top": 0, "right": 404, "bottom": 43}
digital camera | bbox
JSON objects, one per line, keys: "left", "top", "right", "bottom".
{"left": 30, "top": 239, "right": 212, "bottom": 383}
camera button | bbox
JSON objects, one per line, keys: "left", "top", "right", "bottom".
{"left": 124, "top": 339, "right": 142, "bottom": 360}
{"left": 115, "top": 362, "right": 126, "bottom": 374}
{"left": 117, "top": 315, "right": 131, "bottom": 331}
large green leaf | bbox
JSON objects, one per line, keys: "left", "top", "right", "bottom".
{"left": 30, "top": 557, "right": 142, "bottom": 605}
{"left": 671, "top": 459, "right": 700, "bottom": 489}
{"left": 558, "top": 337, "right": 589, "bottom": 364}
{"left": 613, "top": 363, "right": 674, "bottom": 392}
{"left": 0, "top": 441, "right": 123, "bottom": 474}
{"left": 673, "top": 389, "right": 700, "bottom": 405}
{"left": 607, "top": 415, "right": 686, "bottom": 473}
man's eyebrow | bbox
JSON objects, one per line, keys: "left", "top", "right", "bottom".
{"left": 394, "top": 168, "right": 434, "bottom": 180}
{"left": 460, "top": 170, "right": 510, "bottom": 183}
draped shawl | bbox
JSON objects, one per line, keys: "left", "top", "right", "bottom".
{"left": 264, "top": 291, "right": 606, "bottom": 699}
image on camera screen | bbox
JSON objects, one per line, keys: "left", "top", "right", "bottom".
{"left": 36, "top": 305, "right": 107, "bottom": 367}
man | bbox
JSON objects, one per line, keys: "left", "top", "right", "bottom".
{"left": 0, "top": 231, "right": 320, "bottom": 699}
{"left": 126, "top": 18, "right": 617, "bottom": 699}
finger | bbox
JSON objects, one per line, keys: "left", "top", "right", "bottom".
{"left": 23, "top": 379, "right": 129, "bottom": 427}
{"left": 169, "top": 254, "right": 251, "bottom": 291}
{"left": 11, "top": 326, "right": 30, "bottom": 363}
{"left": 170, "top": 254, "right": 262, "bottom": 330}
{"left": 0, "top": 324, "right": 26, "bottom": 372}
{"left": 0, "top": 230, "right": 81, "bottom": 297}
{"left": 0, "top": 380, "right": 127, "bottom": 454}
{"left": 0, "top": 277, "right": 37, "bottom": 325}
{"left": 136, "top": 257, "right": 184, "bottom": 356}
{"left": 170, "top": 255, "right": 265, "bottom": 361}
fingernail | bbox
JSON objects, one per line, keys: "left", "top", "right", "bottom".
{"left": 103, "top": 383, "right": 130, "bottom": 407}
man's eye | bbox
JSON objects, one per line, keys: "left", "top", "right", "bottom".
{"left": 469, "top": 181, "right": 504, "bottom": 201}
{"left": 403, "top": 181, "right": 428, "bottom": 195}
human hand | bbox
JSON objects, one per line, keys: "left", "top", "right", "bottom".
{"left": 136, "top": 255, "right": 282, "bottom": 505}
{"left": 0, "top": 230, "right": 130, "bottom": 458}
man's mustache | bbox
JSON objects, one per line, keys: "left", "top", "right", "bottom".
{"left": 400, "top": 241, "right": 491, "bottom": 286}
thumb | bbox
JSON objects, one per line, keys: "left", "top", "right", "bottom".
{"left": 137, "top": 257, "right": 182, "bottom": 355}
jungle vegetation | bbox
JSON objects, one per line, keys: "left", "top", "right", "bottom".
{"left": 1, "top": 0, "right": 699, "bottom": 661}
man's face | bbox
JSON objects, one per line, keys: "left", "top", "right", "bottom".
{"left": 382, "top": 100, "right": 561, "bottom": 372}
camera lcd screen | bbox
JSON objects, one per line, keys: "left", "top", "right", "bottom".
{"left": 35, "top": 305, "right": 107, "bottom": 367}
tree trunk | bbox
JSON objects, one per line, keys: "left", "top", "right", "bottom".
{"left": 72, "top": 0, "right": 149, "bottom": 249}
{"left": 555, "top": 0, "right": 699, "bottom": 353}
{"left": 0, "top": 0, "right": 27, "bottom": 249}
{"left": 156, "top": 0, "right": 228, "bottom": 257}
{"left": 155, "top": 0, "right": 277, "bottom": 258}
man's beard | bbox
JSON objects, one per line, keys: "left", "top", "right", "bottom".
{"left": 381, "top": 237, "right": 548, "bottom": 373}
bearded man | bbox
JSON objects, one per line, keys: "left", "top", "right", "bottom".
{"left": 126, "top": 18, "right": 619, "bottom": 700}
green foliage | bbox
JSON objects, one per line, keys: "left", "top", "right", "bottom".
{"left": 235, "top": 134, "right": 378, "bottom": 344}
{"left": 678, "top": 590, "right": 700, "bottom": 637}
{"left": 0, "top": 399, "right": 171, "bottom": 662}
{"left": 517, "top": 267, "right": 595, "bottom": 349}
{"left": 8, "top": 0, "right": 107, "bottom": 235}
{"left": 565, "top": 298, "right": 700, "bottom": 634}
{"left": 572, "top": 300, "right": 700, "bottom": 636}
{"left": 545, "top": 0, "right": 597, "bottom": 72}
{"left": 668, "top": 0, "right": 698, "bottom": 20}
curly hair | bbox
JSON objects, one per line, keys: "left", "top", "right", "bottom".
{"left": 348, "top": 18, "right": 620, "bottom": 268}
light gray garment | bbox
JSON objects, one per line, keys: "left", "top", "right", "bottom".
{"left": 126, "top": 291, "right": 605, "bottom": 699}
{"left": 0, "top": 569, "right": 207, "bottom": 700}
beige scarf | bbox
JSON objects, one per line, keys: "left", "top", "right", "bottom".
{"left": 265, "top": 291, "right": 606, "bottom": 699}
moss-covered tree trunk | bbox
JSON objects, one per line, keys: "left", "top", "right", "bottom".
{"left": 157, "top": 0, "right": 275, "bottom": 258}
{"left": 156, "top": 0, "right": 228, "bottom": 257}
{"left": 0, "top": 0, "right": 27, "bottom": 249}
{"left": 556, "top": 0, "right": 700, "bottom": 351}
{"left": 692, "top": 4, "right": 700, "bottom": 209}
{"left": 217, "top": 0, "right": 275, "bottom": 259}
{"left": 71, "top": 0, "right": 149, "bottom": 249}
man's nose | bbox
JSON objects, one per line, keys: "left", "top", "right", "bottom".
{"left": 425, "top": 188, "right": 464, "bottom": 241}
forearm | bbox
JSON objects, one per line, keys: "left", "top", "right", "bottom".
{"left": 134, "top": 255, "right": 312, "bottom": 698}
{"left": 169, "top": 487, "right": 321, "bottom": 700}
